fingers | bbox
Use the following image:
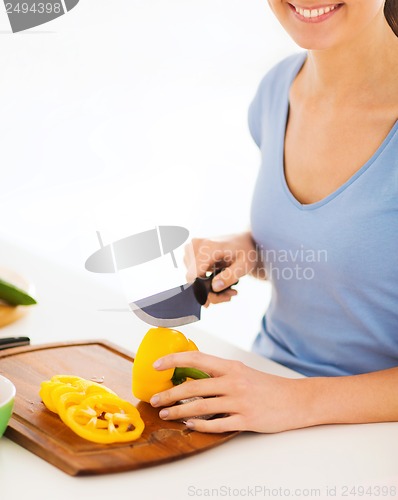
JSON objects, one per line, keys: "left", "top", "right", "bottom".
{"left": 185, "top": 415, "right": 243, "bottom": 433}
{"left": 155, "top": 391, "right": 244, "bottom": 433}
{"left": 150, "top": 377, "right": 223, "bottom": 408}
{"left": 210, "top": 260, "right": 248, "bottom": 292}
{"left": 204, "top": 288, "right": 238, "bottom": 307}
{"left": 184, "top": 237, "right": 254, "bottom": 293}
{"left": 157, "top": 392, "right": 243, "bottom": 433}
{"left": 157, "top": 395, "right": 233, "bottom": 422}
{"left": 153, "top": 350, "right": 231, "bottom": 378}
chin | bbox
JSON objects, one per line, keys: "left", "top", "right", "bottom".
{"left": 281, "top": 20, "right": 345, "bottom": 51}
{"left": 289, "top": 34, "right": 339, "bottom": 50}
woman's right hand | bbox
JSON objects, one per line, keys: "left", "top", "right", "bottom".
{"left": 183, "top": 232, "right": 264, "bottom": 305}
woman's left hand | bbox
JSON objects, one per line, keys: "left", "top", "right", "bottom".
{"left": 149, "top": 351, "right": 312, "bottom": 433}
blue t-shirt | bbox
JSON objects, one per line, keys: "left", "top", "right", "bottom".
{"left": 249, "top": 52, "right": 398, "bottom": 377}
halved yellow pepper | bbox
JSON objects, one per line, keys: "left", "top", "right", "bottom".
{"left": 132, "top": 327, "right": 210, "bottom": 403}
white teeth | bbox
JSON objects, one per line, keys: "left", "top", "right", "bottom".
{"left": 294, "top": 4, "right": 338, "bottom": 18}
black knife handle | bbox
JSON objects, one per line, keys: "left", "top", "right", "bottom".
{"left": 192, "top": 269, "right": 237, "bottom": 306}
{"left": 192, "top": 275, "right": 214, "bottom": 305}
{"left": 0, "top": 337, "right": 30, "bottom": 350}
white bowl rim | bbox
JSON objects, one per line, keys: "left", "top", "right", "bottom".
{"left": 0, "top": 374, "right": 16, "bottom": 406}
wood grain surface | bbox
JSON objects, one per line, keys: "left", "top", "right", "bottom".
{"left": 0, "top": 340, "right": 239, "bottom": 475}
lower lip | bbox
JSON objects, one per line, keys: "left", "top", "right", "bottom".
{"left": 288, "top": 3, "right": 343, "bottom": 23}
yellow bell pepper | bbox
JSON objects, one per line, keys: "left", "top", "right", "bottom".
{"left": 132, "top": 327, "right": 210, "bottom": 403}
{"left": 40, "top": 375, "right": 145, "bottom": 444}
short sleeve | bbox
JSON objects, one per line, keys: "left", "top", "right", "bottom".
{"left": 247, "top": 52, "right": 307, "bottom": 151}
{"left": 248, "top": 90, "right": 262, "bottom": 149}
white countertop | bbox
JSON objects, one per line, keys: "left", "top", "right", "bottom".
{"left": 0, "top": 239, "right": 397, "bottom": 500}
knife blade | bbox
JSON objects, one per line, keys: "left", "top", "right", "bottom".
{"left": 0, "top": 337, "right": 30, "bottom": 350}
{"left": 129, "top": 274, "right": 215, "bottom": 328}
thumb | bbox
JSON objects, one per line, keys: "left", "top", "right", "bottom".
{"left": 211, "top": 259, "right": 249, "bottom": 292}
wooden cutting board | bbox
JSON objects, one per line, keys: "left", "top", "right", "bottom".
{"left": 0, "top": 340, "right": 239, "bottom": 476}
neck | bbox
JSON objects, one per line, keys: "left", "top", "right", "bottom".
{"left": 302, "top": 13, "right": 398, "bottom": 101}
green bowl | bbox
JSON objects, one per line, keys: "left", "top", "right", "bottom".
{"left": 0, "top": 375, "right": 16, "bottom": 437}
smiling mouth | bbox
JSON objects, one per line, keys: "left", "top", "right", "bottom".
{"left": 288, "top": 3, "right": 343, "bottom": 21}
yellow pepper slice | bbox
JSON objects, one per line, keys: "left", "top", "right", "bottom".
{"left": 39, "top": 375, "right": 116, "bottom": 414}
{"left": 40, "top": 376, "right": 144, "bottom": 444}
{"left": 60, "top": 394, "right": 145, "bottom": 444}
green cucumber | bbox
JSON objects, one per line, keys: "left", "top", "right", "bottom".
{"left": 0, "top": 278, "right": 37, "bottom": 306}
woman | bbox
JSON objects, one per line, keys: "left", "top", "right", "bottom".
{"left": 149, "top": 1, "right": 398, "bottom": 433}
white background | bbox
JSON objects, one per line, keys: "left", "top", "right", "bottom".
{"left": 0, "top": 0, "right": 298, "bottom": 350}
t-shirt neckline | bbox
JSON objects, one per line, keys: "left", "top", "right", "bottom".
{"left": 279, "top": 52, "right": 398, "bottom": 211}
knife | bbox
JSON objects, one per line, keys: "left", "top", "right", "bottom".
{"left": 130, "top": 273, "right": 226, "bottom": 327}
{"left": 0, "top": 337, "right": 30, "bottom": 350}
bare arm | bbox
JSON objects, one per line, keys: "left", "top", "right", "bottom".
{"left": 150, "top": 352, "right": 398, "bottom": 433}
{"left": 306, "top": 367, "right": 398, "bottom": 426}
